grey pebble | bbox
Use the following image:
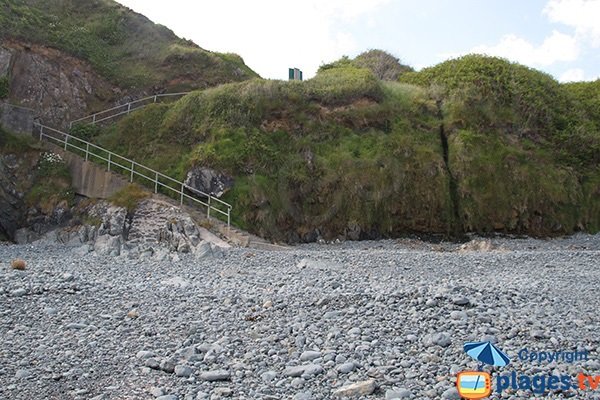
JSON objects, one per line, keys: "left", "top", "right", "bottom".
{"left": 261, "top": 370, "right": 277, "bottom": 383}
{"left": 284, "top": 366, "right": 306, "bottom": 377}
{"left": 441, "top": 387, "right": 461, "bottom": 399}
{"left": 11, "top": 288, "right": 27, "bottom": 297}
{"left": 386, "top": 388, "right": 412, "bottom": 399}
{"left": 44, "top": 307, "right": 57, "bottom": 315}
{"left": 137, "top": 350, "right": 156, "bottom": 359}
{"left": 145, "top": 358, "right": 160, "bottom": 369}
{"left": 66, "top": 322, "right": 87, "bottom": 330}
{"left": 299, "top": 350, "right": 321, "bottom": 361}
{"left": 175, "top": 365, "right": 193, "bottom": 377}
{"left": 336, "top": 362, "right": 355, "bottom": 373}
{"left": 160, "top": 360, "right": 176, "bottom": 374}
{"left": 15, "top": 369, "right": 31, "bottom": 379}
{"left": 452, "top": 296, "right": 470, "bottom": 306}
{"left": 292, "top": 392, "right": 313, "bottom": 400}
{"left": 199, "top": 370, "right": 230, "bottom": 381}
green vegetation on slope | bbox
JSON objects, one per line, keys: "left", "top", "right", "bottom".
{"left": 401, "top": 55, "right": 600, "bottom": 234}
{"left": 0, "top": 126, "right": 36, "bottom": 153}
{"left": 96, "top": 67, "right": 455, "bottom": 241}
{"left": 25, "top": 151, "right": 74, "bottom": 213}
{"left": 93, "top": 55, "right": 600, "bottom": 241}
{"left": 0, "top": 0, "right": 258, "bottom": 89}
{"left": 0, "top": 128, "right": 74, "bottom": 215}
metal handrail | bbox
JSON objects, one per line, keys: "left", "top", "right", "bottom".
{"left": 1, "top": 102, "right": 35, "bottom": 112}
{"left": 34, "top": 122, "right": 232, "bottom": 227}
{"left": 69, "top": 92, "right": 190, "bottom": 128}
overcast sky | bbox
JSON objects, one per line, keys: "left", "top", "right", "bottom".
{"left": 116, "top": 0, "right": 600, "bottom": 82}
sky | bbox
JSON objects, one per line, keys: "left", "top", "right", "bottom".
{"left": 115, "top": 0, "right": 600, "bottom": 82}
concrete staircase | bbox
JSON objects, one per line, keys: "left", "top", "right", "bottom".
{"left": 179, "top": 202, "right": 290, "bottom": 251}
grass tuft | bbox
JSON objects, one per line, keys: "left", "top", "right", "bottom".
{"left": 108, "top": 184, "right": 150, "bottom": 212}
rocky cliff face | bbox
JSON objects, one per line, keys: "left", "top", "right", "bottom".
{"left": 0, "top": 151, "right": 38, "bottom": 240}
{"left": 0, "top": 39, "right": 119, "bottom": 127}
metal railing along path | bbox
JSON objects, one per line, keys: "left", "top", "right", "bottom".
{"left": 34, "top": 122, "right": 232, "bottom": 227}
{"left": 69, "top": 92, "right": 190, "bottom": 128}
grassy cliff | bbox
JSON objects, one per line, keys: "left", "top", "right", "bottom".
{"left": 91, "top": 54, "right": 599, "bottom": 241}
{"left": 400, "top": 55, "right": 600, "bottom": 234}
{"left": 0, "top": 0, "right": 258, "bottom": 90}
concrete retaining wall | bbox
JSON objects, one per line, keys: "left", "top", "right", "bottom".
{"left": 0, "top": 102, "right": 34, "bottom": 136}
{"left": 44, "top": 142, "right": 129, "bottom": 199}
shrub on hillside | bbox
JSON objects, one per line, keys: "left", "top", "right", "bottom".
{"left": 0, "top": 127, "right": 36, "bottom": 153}
{"left": 319, "top": 50, "right": 413, "bottom": 81}
{"left": 308, "top": 66, "right": 384, "bottom": 105}
{"left": 69, "top": 123, "right": 100, "bottom": 141}
{"left": 109, "top": 184, "right": 150, "bottom": 212}
{"left": 354, "top": 50, "right": 414, "bottom": 80}
{"left": 400, "top": 55, "right": 576, "bottom": 135}
{"left": 10, "top": 258, "right": 26, "bottom": 270}
{"left": 400, "top": 54, "right": 599, "bottom": 168}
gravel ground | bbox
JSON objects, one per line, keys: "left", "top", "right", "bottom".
{"left": 0, "top": 234, "right": 599, "bottom": 400}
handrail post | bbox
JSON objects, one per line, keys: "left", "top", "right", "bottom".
{"left": 180, "top": 183, "right": 184, "bottom": 205}
{"left": 64, "top": 134, "right": 68, "bottom": 150}
{"left": 85, "top": 143, "right": 89, "bottom": 162}
{"left": 108, "top": 153, "right": 111, "bottom": 172}
{"left": 227, "top": 208, "right": 231, "bottom": 229}
{"left": 154, "top": 95, "right": 157, "bottom": 103}
{"left": 127, "top": 103, "right": 131, "bottom": 115}
{"left": 130, "top": 161, "right": 134, "bottom": 182}
{"left": 39, "top": 125, "right": 43, "bottom": 141}
{"left": 155, "top": 172, "right": 158, "bottom": 193}
{"left": 207, "top": 196, "right": 211, "bottom": 219}
{"left": 92, "top": 114, "right": 96, "bottom": 125}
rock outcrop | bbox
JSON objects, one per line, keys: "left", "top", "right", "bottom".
{"left": 15, "top": 197, "right": 228, "bottom": 259}
{"left": 184, "top": 167, "right": 233, "bottom": 198}
{"left": 0, "top": 40, "right": 119, "bottom": 127}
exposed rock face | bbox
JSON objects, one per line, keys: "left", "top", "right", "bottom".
{"left": 127, "top": 198, "right": 225, "bottom": 257}
{"left": 14, "top": 197, "right": 227, "bottom": 258}
{"left": 0, "top": 40, "right": 118, "bottom": 127}
{"left": 0, "top": 103, "right": 35, "bottom": 135}
{"left": 0, "top": 152, "right": 37, "bottom": 240}
{"left": 184, "top": 166, "right": 233, "bottom": 198}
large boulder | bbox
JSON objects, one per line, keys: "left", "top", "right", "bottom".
{"left": 94, "top": 234, "right": 122, "bottom": 256}
{"left": 184, "top": 167, "right": 233, "bottom": 198}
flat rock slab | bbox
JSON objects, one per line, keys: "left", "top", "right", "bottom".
{"left": 333, "top": 380, "right": 376, "bottom": 398}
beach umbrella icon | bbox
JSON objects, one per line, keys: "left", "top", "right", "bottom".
{"left": 464, "top": 341, "right": 511, "bottom": 368}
